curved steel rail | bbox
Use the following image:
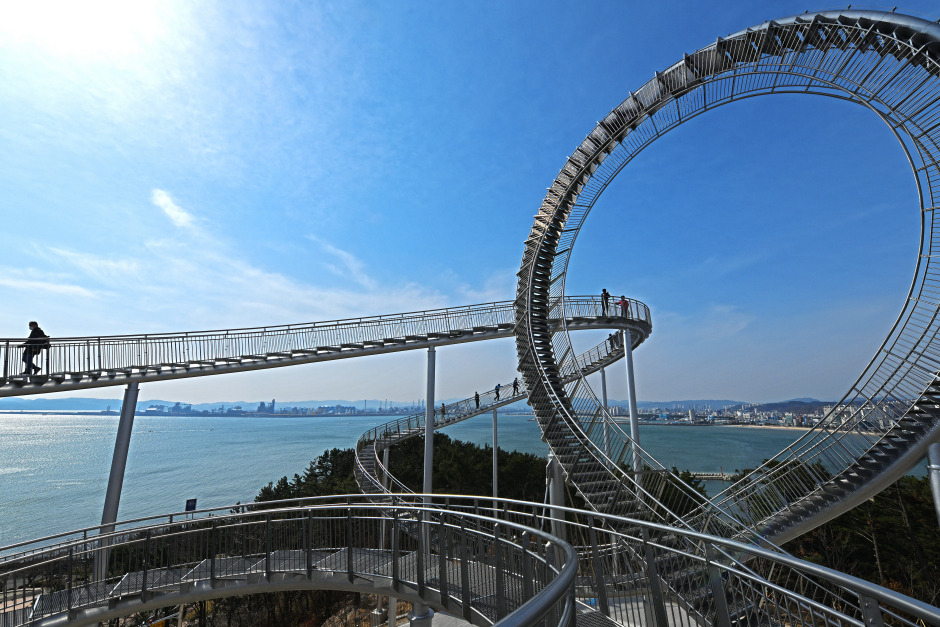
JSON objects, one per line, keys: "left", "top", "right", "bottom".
{"left": 0, "top": 499, "right": 577, "bottom": 627}
{"left": 2, "top": 495, "right": 937, "bottom": 627}
{"left": 0, "top": 295, "right": 645, "bottom": 398}
{"left": 513, "top": 9, "right": 940, "bottom": 545}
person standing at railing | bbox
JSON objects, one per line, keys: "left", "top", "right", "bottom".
{"left": 618, "top": 295, "right": 630, "bottom": 317}
{"left": 441, "top": 402, "right": 446, "bottom": 422}
{"left": 475, "top": 391, "right": 480, "bottom": 409}
{"left": 601, "top": 289, "right": 610, "bottom": 316}
{"left": 21, "top": 321, "right": 50, "bottom": 375}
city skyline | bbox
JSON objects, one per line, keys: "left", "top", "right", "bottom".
{"left": 1, "top": 0, "right": 937, "bottom": 404}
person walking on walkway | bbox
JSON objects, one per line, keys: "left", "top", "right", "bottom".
{"left": 601, "top": 289, "right": 610, "bottom": 316}
{"left": 494, "top": 383, "right": 500, "bottom": 401}
{"left": 441, "top": 403, "right": 446, "bottom": 421}
{"left": 475, "top": 391, "right": 480, "bottom": 409}
{"left": 512, "top": 377, "right": 519, "bottom": 395}
{"left": 21, "top": 321, "right": 49, "bottom": 375}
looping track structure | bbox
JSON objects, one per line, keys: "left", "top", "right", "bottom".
{"left": 514, "top": 9, "right": 940, "bottom": 545}
{"left": 6, "top": 9, "right": 940, "bottom": 627}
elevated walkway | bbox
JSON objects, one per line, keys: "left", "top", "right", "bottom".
{"left": 0, "top": 296, "right": 647, "bottom": 398}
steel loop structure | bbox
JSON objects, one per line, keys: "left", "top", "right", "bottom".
{"left": 513, "top": 9, "right": 940, "bottom": 545}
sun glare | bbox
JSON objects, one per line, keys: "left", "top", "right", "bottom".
{"left": 0, "top": 0, "right": 165, "bottom": 59}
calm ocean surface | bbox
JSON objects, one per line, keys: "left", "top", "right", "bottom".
{"left": 0, "top": 413, "right": 925, "bottom": 548}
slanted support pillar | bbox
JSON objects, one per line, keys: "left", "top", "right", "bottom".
{"left": 623, "top": 330, "right": 641, "bottom": 484}
{"left": 928, "top": 442, "right": 940, "bottom": 528}
{"left": 382, "top": 446, "right": 391, "bottom": 492}
{"left": 95, "top": 381, "right": 139, "bottom": 582}
{"left": 492, "top": 408, "right": 498, "bottom": 499}
{"left": 548, "top": 453, "right": 567, "bottom": 544}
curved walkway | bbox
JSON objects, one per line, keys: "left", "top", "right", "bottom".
{"left": 2, "top": 496, "right": 937, "bottom": 627}
{"left": 354, "top": 329, "right": 641, "bottom": 498}
{"left": 0, "top": 499, "right": 575, "bottom": 627}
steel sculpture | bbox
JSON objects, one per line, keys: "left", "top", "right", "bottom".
{"left": 514, "top": 9, "right": 940, "bottom": 545}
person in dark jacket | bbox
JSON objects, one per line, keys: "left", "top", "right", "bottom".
{"left": 21, "top": 321, "right": 49, "bottom": 375}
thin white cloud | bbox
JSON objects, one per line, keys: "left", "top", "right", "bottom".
{"left": 0, "top": 276, "right": 96, "bottom": 298}
{"left": 151, "top": 189, "right": 195, "bottom": 228}
{"left": 46, "top": 248, "right": 139, "bottom": 282}
{"left": 308, "top": 235, "right": 376, "bottom": 290}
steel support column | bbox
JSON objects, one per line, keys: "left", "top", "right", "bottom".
{"left": 95, "top": 381, "right": 139, "bottom": 582}
{"left": 412, "top": 347, "right": 436, "bottom": 626}
{"left": 423, "top": 346, "right": 435, "bottom": 500}
{"left": 928, "top": 442, "right": 940, "bottom": 528}
{"left": 601, "top": 366, "right": 610, "bottom": 458}
{"left": 623, "top": 330, "right": 640, "bottom": 480}
{"left": 548, "top": 452, "right": 567, "bottom": 544}
{"left": 493, "top": 408, "right": 498, "bottom": 499}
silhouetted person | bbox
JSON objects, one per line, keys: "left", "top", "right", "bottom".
{"left": 441, "top": 402, "right": 446, "bottom": 421}
{"left": 601, "top": 289, "right": 610, "bottom": 316}
{"left": 512, "top": 377, "right": 519, "bottom": 395}
{"left": 475, "top": 391, "right": 480, "bottom": 409}
{"left": 21, "top": 321, "right": 49, "bottom": 375}
{"left": 494, "top": 383, "right": 500, "bottom": 401}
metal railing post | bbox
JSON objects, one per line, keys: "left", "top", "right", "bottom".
{"left": 141, "top": 529, "right": 151, "bottom": 598}
{"left": 306, "top": 509, "right": 313, "bottom": 579}
{"left": 67, "top": 546, "right": 74, "bottom": 613}
{"left": 858, "top": 593, "right": 886, "bottom": 627}
{"left": 460, "top": 520, "right": 471, "bottom": 622}
{"left": 264, "top": 514, "right": 271, "bottom": 582}
{"left": 587, "top": 516, "right": 609, "bottom": 615}
{"left": 494, "top": 522, "right": 506, "bottom": 620}
{"left": 522, "top": 534, "right": 534, "bottom": 609}
{"left": 705, "top": 544, "right": 732, "bottom": 627}
{"left": 438, "top": 517, "right": 448, "bottom": 610}
{"left": 391, "top": 506, "right": 400, "bottom": 592}
{"left": 346, "top": 505, "right": 354, "bottom": 583}
{"left": 211, "top": 521, "right": 218, "bottom": 585}
{"left": 641, "top": 528, "right": 669, "bottom": 627}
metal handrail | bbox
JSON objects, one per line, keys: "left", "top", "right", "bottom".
{"left": 0, "top": 498, "right": 578, "bottom": 627}
{"left": 3, "top": 495, "right": 936, "bottom": 627}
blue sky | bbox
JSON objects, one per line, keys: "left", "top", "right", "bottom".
{"left": 1, "top": 0, "right": 936, "bottom": 405}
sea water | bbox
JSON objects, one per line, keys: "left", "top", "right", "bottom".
{"left": 0, "top": 413, "right": 925, "bottom": 548}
